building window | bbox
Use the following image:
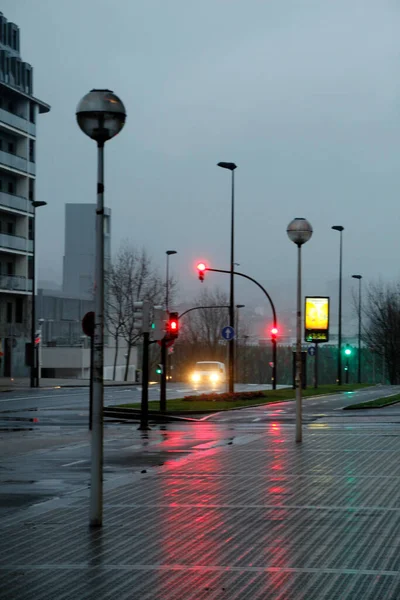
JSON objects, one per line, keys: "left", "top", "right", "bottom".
{"left": 15, "top": 298, "right": 23, "bottom": 324}
{"left": 28, "top": 219, "right": 33, "bottom": 241}
{"left": 6, "top": 262, "right": 13, "bottom": 276}
{"left": 29, "top": 102, "right": 35, "bottom": 124}
{"left": 29, "top": 140, "right": 35, "bottom": 163}
{"left": 0, "top": 180, "right": 2, "bottom": 191}
{"left": 8, "top": 142, "right": 14, "bottom": 154}
{"left": 28, "top": 256, "right": 33, "bottom": 280}
{"left": 29, "top": 179, "right": 34, "bottom": 201}
{"left": 8, "top": 181, "right": 14, "bottom": 194}
{"left": 0, "top": 140, "right": 2, "bottom": 151}
{"left": 6, "top": 302, "right": 12, "bottom": 324}
{"left": 12, "top": 30, "right": 17, "bottom": 51}
{"left": 7, "top": 222, "right": 14, "bottom": 235}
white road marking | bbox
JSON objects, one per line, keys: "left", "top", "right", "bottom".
{"left": 253, "top": 417, "right": 261, "bottom": 422}
{"left": 61, "top": 459, "right": 86, "bottom": 467}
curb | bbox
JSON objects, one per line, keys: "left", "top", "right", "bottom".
{"left": 104, "top": 407, "right": 200, "bottom": 423}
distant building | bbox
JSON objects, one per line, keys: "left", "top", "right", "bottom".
{"left": 0, "top": 12, "right": 49, "bottom": 376}
{"left": 62, "top": 203, "right": 111, "bottom": 299}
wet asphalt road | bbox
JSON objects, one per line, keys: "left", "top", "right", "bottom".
{"left": 1, "top": 384, "right": 400, "bottom": 519}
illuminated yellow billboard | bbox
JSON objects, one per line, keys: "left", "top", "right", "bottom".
{"left": 304, "top": 297, "right": 329, "bottom": 343}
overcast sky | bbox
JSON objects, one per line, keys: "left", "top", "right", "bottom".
{"left": 3, "top": 0, "right": 400, "bottom": 318}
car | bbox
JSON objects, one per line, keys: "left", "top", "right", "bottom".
{"left": 190, "top": 361, "right": 226, "bottom": 385}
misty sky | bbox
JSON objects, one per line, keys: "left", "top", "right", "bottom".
{"left": 3, "top": 0, "right": 400, "bottom": 320}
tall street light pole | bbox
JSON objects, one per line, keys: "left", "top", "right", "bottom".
{"left": 217, "top": 161, "right": 237, "bottom": 393}
{"left": 287, "top": 217, "right": 313, "bottom": 443}
{"left": 30, "top": 200, "right": 47, "bottom": 388}
{"left": 235, "top": 304, "right": 245, "bottom": 383}
{"left": 76, "top": 89, "right": 126, "bottom": 528}
{"left": 161, "top": 250, "right": 177, "bottom": 409}
{"left": 165, "top": 250, "right": 177, "bottom": 310}
{"left": 332, "top": 226, "right": 344, "bottom": 385}
{"left": 352, "top": 274, "right": 362, "bottom": 384}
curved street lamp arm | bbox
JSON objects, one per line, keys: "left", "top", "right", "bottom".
{"left": 179, "top": 305, "right": 229, "bottom": 319}
{"left": 206, "top": 268, "right": 277, "bottom": 326}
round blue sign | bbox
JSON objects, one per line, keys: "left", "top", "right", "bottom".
{"left": 222, "top": 326, "right": 235, "bottom": 341}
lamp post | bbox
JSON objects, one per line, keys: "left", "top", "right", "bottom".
{"left": 165, "top": 250, "right": 177, "bottom": 310}
{"left": 352, "top": 274, "right": 362, "bottom": 384}
{"left": 30, "top": 200, "right": 47, "bottom": 388}
{"left": 332, "top": 225, "right": 344, "bottom": 385}
{"left": 217, "top": 161, "right": 237, "bottom": 393}
{"left": 76, "top": 89, "right": 126, "bottom": 527}
{"left": 235, "top": 304, "right": 245, "bottom": 383}
{"left": 160, "top": 250, "right": 177, "bottom": 410}
{"left": 287, "top": 217, "right": 313, "bottom": 443}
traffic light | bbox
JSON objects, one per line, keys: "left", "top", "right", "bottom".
{"left": 152, "top": 306, "right": 167, "bottom": 341}
{"left": 133, "top": 301, "right": 150, "bottom": 333}
{"left": 271, "top": 327, "right": 278, "bottom": 342}
{"left": 197, "top": 263, "right": 206, "bottom": 282}
{"left": 344, "top": 345, "right": 352, "bottom": 356}
{"left": 166, "top": 312, "right": 179, "bottom": 339}
{"left": 156, "top": 364, "right": 163, "bottom": 375}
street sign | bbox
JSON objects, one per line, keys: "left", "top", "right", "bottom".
{"left": 222, "top": 326, "right": 235, "bottom": 341}
{"left": 82, "top": 311, "right": 95, "bottom": 337}
{"left": 308, "top": 346, "right": 316, "bottom": 357}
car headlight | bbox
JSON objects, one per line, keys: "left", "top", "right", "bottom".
{"left": 192, "top": 373, "right": 200, "bottom": 382}
{"left": 210, "top": 373, "right": 219, "bottom": 383}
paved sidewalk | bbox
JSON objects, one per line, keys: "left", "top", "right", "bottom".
{"left": 1, "top": 419, "right": 400, "bottom": 599}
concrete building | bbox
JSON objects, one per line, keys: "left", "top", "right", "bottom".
{"left": 63, "top": 203, "right": 111, "bottom": 299}
{"left": 0, "top": 12, "right": 49, "bottom": 376}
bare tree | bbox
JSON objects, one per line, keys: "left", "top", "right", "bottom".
{"left": 182, "top": 288, "right": 229, "bottom": 354}
{"left": 106, "top": 243, "right": 168, "bottom": 381}
{"left": 362, "top": 281, "right": 400, "bottom": 384}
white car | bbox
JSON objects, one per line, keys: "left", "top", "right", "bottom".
{"left": 190, "top": 361, "right": 226, "bottom": 385}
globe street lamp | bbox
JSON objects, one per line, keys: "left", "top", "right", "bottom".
{"left": 332, "top": 225, "right": 344, "bottom": 385}
{"left": 352, "top": 274, "right": 362, "bottom": 384}
{"left": 76, "top": 89, "right": 126, "bottom": 527}
{"left": 217, "top": 161, "right": 237, "bottom": 393}
{"left": 287, "top": 217, "right": 313, "bottom": 443}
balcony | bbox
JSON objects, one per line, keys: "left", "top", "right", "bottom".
{"left": 0, "top": 191, "right": 33, "bottom": 213}
{"left": 0, "top": 275, "right": 32, "bottom": 292}
{"left": 0, "top": 108, "right": 36, "bottom": 136}
{"left": 0, "top": 150, "right": 35, "bottom": 175}
{"left": 0, "top": 233, "right": 33, "bottom": 253}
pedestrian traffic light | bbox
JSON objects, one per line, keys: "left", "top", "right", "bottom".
{"left": 166, "top": 312, "right": 179, "bottom": 339}
{"left": 197, "top": 263, "right": 206, "bottom": 282}
{"left": 271, "top": 327, "right": 278, "bottom": 342}
{"left": 156, "top": 364, "right": 163, "bottom": 374}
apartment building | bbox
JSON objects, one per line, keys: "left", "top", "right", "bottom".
{"left": 0, "top": 12, "right": 50, "bottom": 375}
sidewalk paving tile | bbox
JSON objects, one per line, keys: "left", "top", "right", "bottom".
{"left": 1, "top": 424, "right": 400, "bottom": 598}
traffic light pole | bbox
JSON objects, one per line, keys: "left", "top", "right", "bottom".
{"left": 139, "top": 331, "right": 150, "bottom": 429}
{"left": 160, "top": 337, "right": 167, "bottom": 412}
{"left": 205, "top": 268, "right": 278, "bottom": 390}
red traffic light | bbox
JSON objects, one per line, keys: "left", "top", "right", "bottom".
{"left": 271, "top": 327, "right": 278, "bottom": 336}
{"left": 167, "top": 312, "right": 179, "bottom": 339}
{"left": 197, "top": 262, "right": 207, "bottom": 282}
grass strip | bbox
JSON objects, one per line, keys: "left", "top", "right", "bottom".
{"left": 118, "top": 383, "right": 372, "bottom": 413}
{"left": 343, "top": 393, "right": 400, "bottom": 410}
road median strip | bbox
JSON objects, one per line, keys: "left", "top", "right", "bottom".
{"left": 343, "top": 392, "right": 400, "bottom": 410}
{"left": 105, "top": 383, "right": 373, "bottom": 419}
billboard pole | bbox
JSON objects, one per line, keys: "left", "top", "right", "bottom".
{"left": 314, "top": 343, "right": 318, "bottom": 388}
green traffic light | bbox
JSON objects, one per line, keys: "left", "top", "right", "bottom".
{"left": 344, "top": 348, "right": 352, "bottom": 356}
